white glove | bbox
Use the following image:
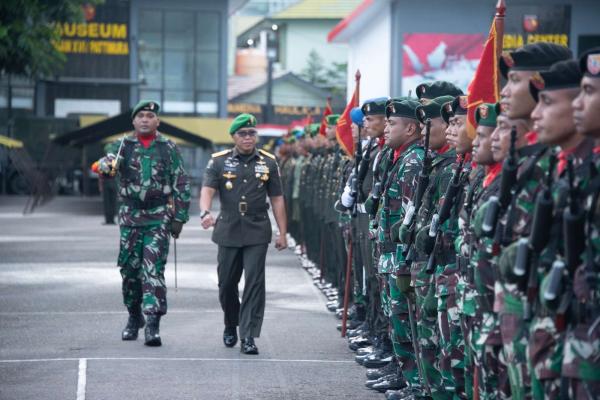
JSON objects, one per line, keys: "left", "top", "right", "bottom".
{"left": 341, "top": 186, "right": 355, "bottom": 208}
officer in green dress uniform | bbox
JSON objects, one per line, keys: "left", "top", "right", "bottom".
{"left": 200, "top": 113, "right": 288, "bottom": 355}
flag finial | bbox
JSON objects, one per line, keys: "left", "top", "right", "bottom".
{"left": 496, "top": 0, "right": 506, "bottom": 17}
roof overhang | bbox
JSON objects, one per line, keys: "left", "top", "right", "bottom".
{"left": 327, "top": 0, "right": 389, "bottom": 43}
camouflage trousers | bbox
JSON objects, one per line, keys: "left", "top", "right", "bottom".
{"left": 529, "top": 316, "right": 564, "bottom": 400}
{"left": 436, "top": 265, "right": 464, "bottom": 398}
{"left": 385, "top": 273, "right": 419, "bottom": 388}
{"left": 118, "top": 224, "right": 170, "bottom": 315}
{"left": 499, "top": 311, "right": 532, "bottom": 400}
{"left": 414, "top": 276, "right": 449, "bottom": 400}
{"left": 562, "top": 321, "right": 600, "bottom": 400}
{"left": 472, "top": 312, "right": 510, "bottom": 400}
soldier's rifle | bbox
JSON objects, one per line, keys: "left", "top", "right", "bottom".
{"left": 402, "top": 118, "right": 432, "bottom": 266}
{"left": 350, "top": 126, "right": 363, "bottom": 216}
{"left": 109, "top": 134, "right": 127, "bottom": 177}
{"left": 544, "top": 157, "right": 586, "bottom": 330}
{"left": 482, "top": 126, "right": 518, "bottom": 240}
{"left": 513, "top": 154, "right": 555, "bottom": 320}
{"left": 425, "top": 155, "right": 466, "bottom": 274}
{"left": 356, "top": 137, "right": 374, "bottom": 204}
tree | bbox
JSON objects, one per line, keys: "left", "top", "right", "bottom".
{"left": 0, "top": 0, "right": 99, "bottom": 78}
{"left": 300, "top": 49, "right": 327, "bottom": 85}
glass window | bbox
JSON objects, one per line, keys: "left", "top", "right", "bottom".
{"left": 164, "top": 90, "right": 194, "bottom": 113}
{"left": 195, "top": 51, "right": 219, "bottom": 91}
{"left": 164, "top": 50, "right": 193, "bottom": 90}
{"left": 196, "top": 91, "right": 218, "bottom": 116}
{"left": 165, "top": 11, "right": 193, "bottom": 50}
{"left": 196, "top": 13, "right": 219, "bottom": 51}
{"left": 139, "top": 90, "right": 162, "bottom": 104}
{"left": 139, "top": 49, "right": 163, "bottom": 88}
{"left": 139, "top": 10, "right": 162, "bottom": 50}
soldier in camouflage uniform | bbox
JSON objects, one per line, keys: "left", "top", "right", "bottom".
{"left": 524, "top": 59, "right": 592, "bottom": 399}
{"left": 565, "top": 46, "right": 600, "bottom": 399}
{"left": 97, "top": 100, "right": 191, "bottom": 347}
{"left": 493, "top": 43, "right": 572, "bottom": 399}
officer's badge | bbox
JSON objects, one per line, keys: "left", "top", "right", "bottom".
{"left": 420, "top": 98, "right": 432, "bottom": 106}
{"left": 502, "top": 51, "right": 515, "bottom": 68}
{"left": 225, "top": 181, "right": 233, "bottom": 190}
{"left": 459, "top": 96, "right": 468, "bottom": 110}
{"left": 444, "top": 103, "right": 453, "bottom": 114}
{"left": 389, "top": 104, "right": 396, "bottom": 114}
{"left": 255, "top": 160, "right": 269, "bottom": 182}
{"left": 531, "top": 72, "right": 545, "bottom": 90}
{"left": 365, "top": 104, "right": 371, "bottom": 113}
{"left": 588, "top": 54, "right": 600, "bottom": 76}
{"left": 149, "top": 102, "right": 155, "bottom": 110}
{"left": 223, "top": 171, "right": 236, "bottom": 190}
{"left": 479, "top": 104, "right": 489, "bottom": 119}
{"left": 418, "top": 85, "right": 425, "bottom": 96}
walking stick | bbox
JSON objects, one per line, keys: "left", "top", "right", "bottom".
{"left": 341, "top": 239, "right": 353, "bottom": 337}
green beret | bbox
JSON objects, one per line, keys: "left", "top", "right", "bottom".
{"left": 475, "top": 103, "right": 499, "bottom": 127}
{"left": 386, "top": 98, "right": 420, "bottom": 120}
{"left": 132, "top": 100, "right": 160, "bottom": 119}
{"left": 416, "top": 81, "right": 463, "bottom": 100}
{"left": 326, "top": 114, "right": 340, "bottom": 126}
{"left": 415, "top": 95, "right": 455, "bottom": 124}
{"left": 304, "top": 123, "right": 321, "bottom": 138}
{"left": 229, "top": 113, "right": 257, "bottom": 135}
{"left": 361, "top": 97, "right": 389, "bottom": 116}
{"left": 441, "top": 95, "right": 468, "bottom": 123}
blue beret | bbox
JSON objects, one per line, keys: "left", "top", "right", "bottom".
{"left": 350, "top": 107, "right": 364, "bottom": 126}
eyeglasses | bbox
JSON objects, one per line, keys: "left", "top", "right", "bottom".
{"left": 236, "top": 130, "right": 257, "bottom": 138}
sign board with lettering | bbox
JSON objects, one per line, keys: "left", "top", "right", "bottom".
{"left": 503, "top": 5, "right": 571, "bottom": 51}
{"left": 227, "top": 103, "right": 324, "bottom": 125}
{"left": 53, "top": 0, "right": 130, "bottom": 78}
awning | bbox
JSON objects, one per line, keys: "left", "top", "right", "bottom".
{"left": 52, "top": 113, "right": 218, "bottom": 148}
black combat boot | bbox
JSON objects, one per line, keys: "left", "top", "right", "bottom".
{"left": 121, "top": 307, "right": 145, "bottom": 341}
{"left": 144, "top": 315, "right": 162, "bottom": 346}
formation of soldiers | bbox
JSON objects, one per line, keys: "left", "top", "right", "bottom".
{"left": 277, "top": 43, "right": 600, "bottom": 400}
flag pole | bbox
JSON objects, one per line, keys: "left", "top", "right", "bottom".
{"left": 495, "top": 0, "right": 506, "bottom": 99}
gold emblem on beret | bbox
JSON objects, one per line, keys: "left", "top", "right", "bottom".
{"left": 478, "top": 104, "right": 489, "bottom": 119}
{"left": 444, "top": 103, "right": 453, "bottom": 113}
{"left": 502, "top": 51, "right": 515, "bottom": 68}
{"left": 459, "top": 96, "right": 468, "bottom": 110}
{"left": 420, "top": 98, "right": 432, "bottom": 105}
{"left": 390, "top": 104, "right": 396, "bottom": 114}
{"left": 531, "top": 72, "right": 545, "bottom": 90}
{"left": 588, "top": 54, "right": 600, "bottom": 76}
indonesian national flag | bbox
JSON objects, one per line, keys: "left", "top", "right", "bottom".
{"left": 319, "top": 97, "right": 333, "bottom": 136}
{"left": 466, "top": 13, "right": 502, "bottom": 138}
{"left": 336, "top": 72, "right": 360, "bottom": 156}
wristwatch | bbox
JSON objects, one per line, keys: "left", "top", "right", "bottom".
{"left": 200, "top": 210, "right": 211, "bottom": 219}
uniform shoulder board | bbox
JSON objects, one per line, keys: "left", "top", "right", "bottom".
{"left": 258, "top": 149, "right": 276, "bottom": 160}
{"left": 211, "top": 149, "right": 232, "bottom": 158}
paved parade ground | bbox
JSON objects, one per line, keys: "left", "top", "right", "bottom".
{"left": 0, "top": 197, "right": 379, "bottom": 400}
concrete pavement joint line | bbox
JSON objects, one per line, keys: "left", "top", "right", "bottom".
{"left": 76, "top": 358, "right": 87, "bottom": 400}
{"left": 0, "top": 357, "right": 354, "bottom": 364}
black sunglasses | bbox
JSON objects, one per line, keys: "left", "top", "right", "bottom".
{"left": 236, "top": 129, "right": 258, "bottom": 138}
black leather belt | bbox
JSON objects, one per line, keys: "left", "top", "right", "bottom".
{"left": 122, "top": 197, "right": 169, "bottom": 210}
{"left": 222, "top": 202, "right": 269, "bottom": 215}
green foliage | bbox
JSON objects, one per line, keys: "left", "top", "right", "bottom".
{"left": 300, "top": 49, "right": 347, "bottom": 94}
{"left": 0, "top": 0, "right": 101, "bottom": 78}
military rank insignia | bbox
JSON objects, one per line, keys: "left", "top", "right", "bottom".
{"left": 588, "top": 54, "right": 600, "bottom": 76}
{"left": 531, "top": 72, "right": 545, "bottom": 90}
{"left": 255, "top": 160, "right": 269, "bottom": 182}
{"left": 478, "top": 104, "right": 489, "bottom": 119}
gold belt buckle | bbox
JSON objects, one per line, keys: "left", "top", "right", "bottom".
{"left": 239, "top": 201, "right": 248, "bottom": 214}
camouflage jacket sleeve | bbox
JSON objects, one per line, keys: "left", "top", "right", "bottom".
{"left": 168, "top": 142, "right": 191, "bottom": 223}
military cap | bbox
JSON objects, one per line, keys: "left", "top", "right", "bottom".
{"left": 326, "top": 114, "right": 340, "bottom": 126}
{"left": 290, "top": 127, "right": 304, "bottom": 140}
{"left": 304, "top": 123, "right": 320, "bottom": 137}
{"left": 229, "top": 113, "right": 257, "bottom": 135}
{"left": 350, "top": 107, "right": 364, "bottom": 127}
{"left": 499, "top": 42, "right": 573, "bottom": 79}
{"left": 416, "top": 81, "right": 463, "bottom": 101}
{"left": 529, "top": 59, "right": 582, "bottom": 101}
{"left": 579, "top": 46, "right": 600, "bottom": 78}
{"left": 415, "top": 95, "right": 455, "bottom": 124}
{"left": 386, "top": 98, "right": 420, "bottom": 119}
{"left": 441, "top": 95, "right": 469, "bottom": 123}
{"left": 132, "top": 100, "right": 160, "bottom": 119}
{"left": 475, "top": 103, "right": 499, "bottom": 127}
{"left": 361, "top": 97, "right": 389, "bottom": 116}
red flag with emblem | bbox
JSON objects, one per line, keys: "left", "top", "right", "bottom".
{"left": 466, "top": 0, "right": 505, "bottom": 137}
{"left": 319, "top": 97, "right": 332, "bottom": 136}
{"left": 336, "top": 71, "right": 361, "bottom": 156}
